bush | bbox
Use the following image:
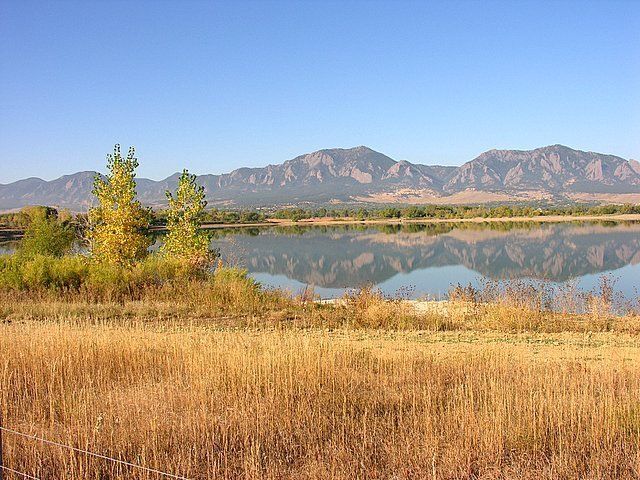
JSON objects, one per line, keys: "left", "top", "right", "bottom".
{"left": 0, "top": 253, "right": 211, "bottom": 297}
{"left": 18, "top": 207, "right": 76, "bottom": 258}
{"left": 344, "top": 286, "right": 417, "bottom": 328}
{"left": 1, "top": 255, "right": 88, "bottom": 291}
{"left": 212, "top": 265, "right": 254, "bottom": 285}
{"left": 133, "top": 255, "right": 201, "bottom": 283}
{"left": 0, "top": 251, "right": 265, "bottom": 311}
{"left": 0, "top": 255, "right": 25, "bottom": 290}
{"left": 83, "top": 261, "right": 130, "bottom": 298}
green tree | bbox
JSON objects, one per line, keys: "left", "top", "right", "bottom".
{"left": 19, "top": 206, "right": 76, "bottom": 258}
{"left": 88, "top": 145, "right": 151, "bottom": 265}
{"left": 161, "top": 169, "right": 213, "bottom": 267}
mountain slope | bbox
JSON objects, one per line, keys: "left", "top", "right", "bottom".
{"left": 0, "top": 171, "right": 97, "bottom": 211}
{"left": 444, "top": 145, "right": 640, "bottom": 194}
{"left": 1, "top": 145, "right": 638, "bottom": 211}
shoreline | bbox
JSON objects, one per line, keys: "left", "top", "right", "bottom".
{"left": 2, "top": 213, "right": 639, "bottom": 239}
{"left": 197, "top": 212, "right": 640, "bottom": 230}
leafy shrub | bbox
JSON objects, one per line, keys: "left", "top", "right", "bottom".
{"left": 132, "top": 254, "right": 200, "bottom": 283}
{"left": 0, "top": 255, "right": 25, "bottom": 290}
{"left": 18, "top": 207, "right": 76, "bottom": 258}
{"left": 83, "top": 261, "right": 130, "bottom": 298}
{"left": 0, "top": 255, "right": 88, "bottom": 291}
{"left": 0, "top": 253, "right": 214, "bottom": 297}
{"left": 24, "top": 255, "right": 88, "bottom": 290}
{"left": 212, "top": 265, "right": 255, "bottom": 285}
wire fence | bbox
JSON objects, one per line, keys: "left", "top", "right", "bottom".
{"left": 0, "top": 426, "right": 193, "bottom": 480}
{"left": 0, "top": 465, "right": 41, "bottom": 480}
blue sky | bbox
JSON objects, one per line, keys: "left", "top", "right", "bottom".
{"left": 1, "top": 0, "right": 638, "bottom": 183}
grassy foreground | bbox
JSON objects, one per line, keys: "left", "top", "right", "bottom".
{"left": 1, "top": 277, "right": 640, "bottom": 479}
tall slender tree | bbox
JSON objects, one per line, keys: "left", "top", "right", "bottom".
{"left": 161, "top": 169, "right": 212, "bottom": 267}
{"left": 88, "top": 145, "right": 151, "bottom": 265}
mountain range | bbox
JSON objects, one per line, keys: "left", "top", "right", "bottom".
{"left": 1, "top": 144, "right": 639, "bottom": 212}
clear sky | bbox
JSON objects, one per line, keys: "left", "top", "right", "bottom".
{"left": 1, "top": 0, "right": 638, "bottom": 183}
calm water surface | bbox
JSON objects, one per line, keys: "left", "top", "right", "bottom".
{"left": 2, "top": 221, "right": 639, "bottom": 300}
{"left": 209, "top": 221, "right": 640, "bottom": 299}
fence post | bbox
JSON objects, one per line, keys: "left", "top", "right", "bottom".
{"left": 0, "top": 407, "right": 4, "bottom": 480}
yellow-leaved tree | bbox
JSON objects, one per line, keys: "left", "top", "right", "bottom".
{"left": 88, "top": 145, "right": 151, "bottom": 265}
{"left": 161, "top": 169, "right": 213, "bottom": 268}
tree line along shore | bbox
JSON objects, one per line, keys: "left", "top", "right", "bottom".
{"left": 2, "top": 194, "right": 640, "bottom": 232}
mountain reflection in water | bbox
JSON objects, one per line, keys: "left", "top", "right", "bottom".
{"left": 210, "top": 221, "right": 640, "bottom": 298}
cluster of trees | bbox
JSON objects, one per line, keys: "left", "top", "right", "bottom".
{"left": 197, "top": 203, "right": 640, "bottom": 223}
{"left": 18, "top": 206, "right": 77, "bottom": 258}
{"left": 0, "top": 206, "right": 74, "bottom": 229}
{"left": 153, "top": 208, "right": 266, "bottom": 225}
{"left": 5, "top": 202, "right": 638, "bottom": 235}
{"left": 4, "top": 145, "right": 214, "bottom": 269}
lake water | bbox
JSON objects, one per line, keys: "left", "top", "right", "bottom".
{"left": 209, "top": 221, "right": 640, "bottom": 300}
{"left": 2, "top": 221, "right": 639, "bottom": 300}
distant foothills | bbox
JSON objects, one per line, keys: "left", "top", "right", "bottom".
{"left": 1, "top": 144, "right": 639, "bottom": 212}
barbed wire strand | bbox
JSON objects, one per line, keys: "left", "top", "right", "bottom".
{"left": 1, "top": 465, "right": 41, "bottom": 480}
{"left": 0, "top": 427, "right": 192, "bottom": 480}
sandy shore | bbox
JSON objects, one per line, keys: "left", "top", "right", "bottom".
{"left": 318, "top": 298, "right": 484, "bottom": 317}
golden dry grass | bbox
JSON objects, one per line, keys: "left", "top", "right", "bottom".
{"left": 2, "top": 279, "right": 638, "bottom": 335}
{"left": 2, "top": 316, "right": 640, "bottom": 479}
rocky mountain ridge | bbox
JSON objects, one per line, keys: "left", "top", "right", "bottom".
{"left": 1, "top": 145, "right": 638, "bottom": 211}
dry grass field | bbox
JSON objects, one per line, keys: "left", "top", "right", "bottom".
{"left": 2, "top": 301, "right": 640, "bottom": 479}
